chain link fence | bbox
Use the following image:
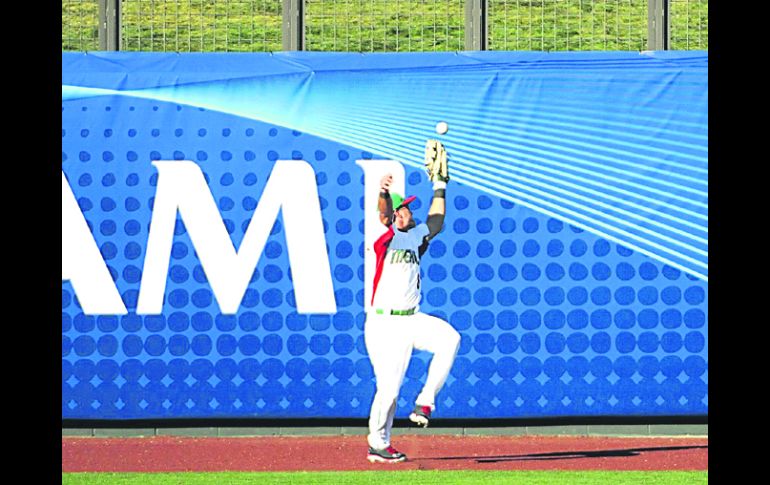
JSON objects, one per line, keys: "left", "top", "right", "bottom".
{"left": 670, "top": 0, "right": 708, "bottom": 50}
{"left": 62, "top": 0, "right": 100, "bottom": 52}
{"left": 62, "top": 0, "right": 707, "bottom": 52}
{"left": 120, "top": 0, "right": 282, "bottom": 52}
{"left": 488, "top": 0, "right": 648, "bottom": 51}
{"left": 305, "top": 0, "right": 465, "bottom": 52}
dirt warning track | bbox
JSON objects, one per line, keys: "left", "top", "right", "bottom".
{"left": 62, "top": 435, "right": 707, "bottom": 472}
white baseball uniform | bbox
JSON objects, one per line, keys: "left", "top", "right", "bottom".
{"left": 365, "top": 222, "right": 461, "bottom": 451}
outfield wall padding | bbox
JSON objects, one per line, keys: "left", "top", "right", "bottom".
{"left": 62, "top": 52, "right": 708, "bottom": 420}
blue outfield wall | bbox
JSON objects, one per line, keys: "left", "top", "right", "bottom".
{"left": 61, "top": 51, "right": 708, "bottom": 420}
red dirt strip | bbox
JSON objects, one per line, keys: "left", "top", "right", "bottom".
{"left": 62, "top": 435, "right": 707, "bottom": 472}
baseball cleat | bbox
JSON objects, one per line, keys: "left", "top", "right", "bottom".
{"left": 409, "top": 405, "right": 432, "bottom": 427}
{"left": 367, "top": 446, "right": 407, "bottom": 463}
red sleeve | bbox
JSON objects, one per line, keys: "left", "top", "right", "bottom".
{"left": 371, "top": 227, "right": 395, "bottom": 306}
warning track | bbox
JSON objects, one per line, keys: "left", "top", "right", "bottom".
{"left": 62, "top": 435, "right": 707, "bottom": 472}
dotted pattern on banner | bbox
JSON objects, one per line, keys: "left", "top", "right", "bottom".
{"left": 62, "top": 97, "right": 708, "bottom": 420}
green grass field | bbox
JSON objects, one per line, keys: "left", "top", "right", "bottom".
{"left": 62, "top": 0, "right": 707, "bottom": 53}
{"left": 62, "top": 471, "right": 708, "bottom": 485}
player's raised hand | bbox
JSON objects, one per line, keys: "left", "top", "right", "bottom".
{"left": 380, "top": 173, "right": 393, "bottom": 193}
{"left": 425, "top": 140, "right": 449, "bottom": 184}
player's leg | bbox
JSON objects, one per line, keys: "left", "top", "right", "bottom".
{"left": 410, "top": 312, "right": 461, "bottom": 421}
{"left": 364, "top": 314, "right": 413, "bottom": 451}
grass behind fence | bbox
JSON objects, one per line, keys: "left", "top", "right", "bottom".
{"left": 62, "top": 0, "right": 99, "bottom": 52}
{"left": 61, "top": 1, "right": 707, "bottom": 53}
{"left": 670, "top": 0, "right": 708, "bottom": 50}
{"left": 489, "top": 0, "right": 648, "bottom": 51}
{"left": 120, "top": 0, "right": 283, "bottom": 52}
{"left": 306, "top": 0, "right": 466, "bottom": 52}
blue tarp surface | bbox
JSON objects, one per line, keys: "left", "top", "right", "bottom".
{"left": 62, "top": 52, "right": 707, "bottom": 420}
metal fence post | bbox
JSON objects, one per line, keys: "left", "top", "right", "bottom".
{"left": 283, "top": 0, "right": 305, "bottom": 51}
{"left": 465, "top": 0, "right": 488, "bottom": 51}
{"left": 647, "top": 0, "right": 670, "bottom": 50}
{"left": 98, "top": 0, "right": 120, "bottom": 51}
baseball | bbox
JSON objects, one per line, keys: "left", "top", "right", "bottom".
{"left": 435, "top": 121, "right": 449, "bottom": 135}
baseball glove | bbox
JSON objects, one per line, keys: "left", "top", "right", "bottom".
{"left": 424, "top": 139, "right": 449, "bottom": 183}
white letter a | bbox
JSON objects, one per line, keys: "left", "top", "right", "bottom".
{"left": 61, "top": 171, "right": 127, "bottom": 315}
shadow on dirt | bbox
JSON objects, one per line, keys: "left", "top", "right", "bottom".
{"left": 422, "top": 445, "right": 709, "bottom": 463}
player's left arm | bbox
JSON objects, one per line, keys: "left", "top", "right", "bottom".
{"left": 423, "top": 138, "right": 449, "bottom": 241}
{"left": 419, "top": 139, "right": 449, "bottom": 256}
{"left": 424, "top": 185, "right": 446, "bottom": 241}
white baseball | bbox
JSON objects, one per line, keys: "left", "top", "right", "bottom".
{"left": 435, "top": 121, "right": 449, "bottom": 135}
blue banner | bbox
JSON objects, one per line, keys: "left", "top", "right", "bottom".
{"left": 62, "top": 51, "right": 708, "bottom": 420}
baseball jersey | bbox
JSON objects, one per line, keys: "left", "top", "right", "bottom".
{"left": 371, "top": 223, "right": 430, "bottom": 311}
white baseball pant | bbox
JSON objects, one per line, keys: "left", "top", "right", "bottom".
{"left": 364, "top": 311, "right": 461, "bottom": 450}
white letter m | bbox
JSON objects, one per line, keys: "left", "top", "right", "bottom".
{"left": 137, "top": 160, "right": 336, "bottom": 315}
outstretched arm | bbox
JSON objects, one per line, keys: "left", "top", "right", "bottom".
{"left": 425, "top": 185, "right": 446, "bottom": 240}
{"left": 424, "top": 138, "right": 450, "bottom": 240}
{"left": 378, "top": 173, "right": 394, "bottom": 226}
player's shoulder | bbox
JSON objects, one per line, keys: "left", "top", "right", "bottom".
{"left": 411, "top": 223, "right": 430, "bottom": 239}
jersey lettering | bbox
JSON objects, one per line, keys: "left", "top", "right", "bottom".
{"left": 371, "top": 224, "right": 429, "bottom": 310}
{"left": 388, "top": 248, "right": 420, "bottom": 265}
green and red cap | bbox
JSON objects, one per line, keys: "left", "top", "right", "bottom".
{"left": 391, "top": 193, "right": 417, "bottom": 211}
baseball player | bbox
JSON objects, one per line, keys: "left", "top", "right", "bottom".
{"left": 365, "top": 140, "right": 461, "bottom": 464}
